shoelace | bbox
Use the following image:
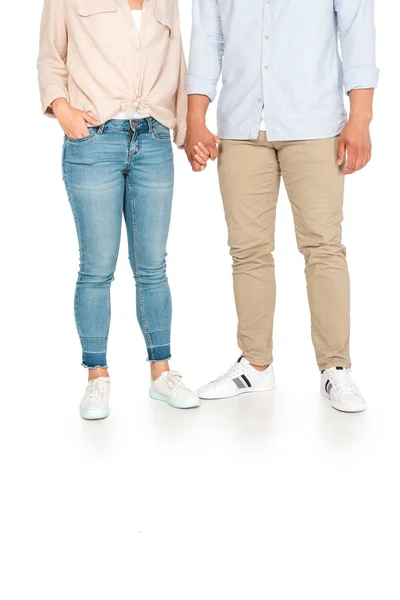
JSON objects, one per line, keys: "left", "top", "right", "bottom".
{"left": 165, "top": 371, "right": 191, "bottom": 392}
{"left": 87, "top": 379, "right": 108, "bottom": 403}
{"left": 329, "top": 369, "right": 359, "bottom": 395}
{"left": 214, "top": 362, "right": 246, "bottom": 384}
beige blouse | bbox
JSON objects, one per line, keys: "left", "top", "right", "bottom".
{"left": 37, "top": 0, "right": 187, "bottom": 146}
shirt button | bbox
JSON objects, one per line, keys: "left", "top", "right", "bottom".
{"left": 137, "top": 47, "right": 141, "bottom": 53}
{"left": 265, "top": 35, "right": 270, "bottom": 40}
{"left": 264, "top": 65, "right": 269, "bottom": 70}
{"left": 258, "top": 98, "right": 263, "bottom": 103}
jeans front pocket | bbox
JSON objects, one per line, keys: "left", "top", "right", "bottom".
{"left": 65, "top": 127, "right": 98, "bottom": 143}
{"left": 151, "top": 121, "right": 171, "bottom": 140}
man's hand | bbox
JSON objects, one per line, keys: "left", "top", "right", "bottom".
{"left": 184, "top": 121, "right": 221, "bottom": 172}
{"left": 337, "top": 118, "right": 372, "bottom": 175}
{"left": 52, "top": 98, "right": 100, "bottom": 139}
{"left": 337, "top": 89, "right": 374, "bottom": 176}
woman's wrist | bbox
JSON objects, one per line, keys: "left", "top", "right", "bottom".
{"left": 52, "top": 97, "right": 70, "bottom": 117}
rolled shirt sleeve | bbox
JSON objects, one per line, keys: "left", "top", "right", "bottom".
{"left": 37, "top": 0, "right": 69, "bottom": 116}
{"left": 335, "top": 0, "right": 379, "bottom": 94}
{"left": 187, "top": 0, "right": 224, "bottom": 102}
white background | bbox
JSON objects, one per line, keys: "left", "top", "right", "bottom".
{"left": 1, "top": 1, "right": 399, "bottom": 598}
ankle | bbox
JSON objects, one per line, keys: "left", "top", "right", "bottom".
{"left": 151, "top": 361, "right": 170, "bottom": 381}
{"left": 250, "top": 364, "right": 269, "bottom": 372}
{"left": 88, "top": 368, "right": 109, "bottom": 381}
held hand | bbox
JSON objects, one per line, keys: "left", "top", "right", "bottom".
{"left": 337, "top": 118, "right": 372, "bottom": 175}
{"left": 52, "top": 98, "right": 100, "bottom": 139}
{"left": 184, "top": 121, "right": 221, "bottom": 172}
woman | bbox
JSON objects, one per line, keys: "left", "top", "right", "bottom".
{"left": 38, "top": 0, "right": 199, "bottom": 418}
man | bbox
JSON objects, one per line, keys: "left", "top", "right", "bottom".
{"left": 184, "top": 0, "right": 378, "bottom": 412}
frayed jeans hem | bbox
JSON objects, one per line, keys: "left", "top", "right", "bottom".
{"left": 82, "top": 350, "right": 108, "bottom": 370}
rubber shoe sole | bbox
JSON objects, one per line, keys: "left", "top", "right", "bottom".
{"left": 321, "top": 390, "right": 367, "bottom": 413}
{"left": 150, "top": 390, "right": 200, "bottom": 409}
{"left": 80, "top": 407, "right": 110, "bottom": 420}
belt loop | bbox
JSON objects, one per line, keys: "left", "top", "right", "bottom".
{"left": 98, "top": 122, "right": 106, "bottom": 135}
{"left": 147, "top": 117, "right": 153, "bottom": 134}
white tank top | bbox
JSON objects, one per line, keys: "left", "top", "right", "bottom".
{"left": 113, "top": 10, "right": 151, "bottom": 121}
{"left": 131, "top": 9, "right": 142, "bottom": 31}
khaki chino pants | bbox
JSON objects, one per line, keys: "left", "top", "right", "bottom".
{"left": 218, "top": 133, "right": 350, "bottom": 371}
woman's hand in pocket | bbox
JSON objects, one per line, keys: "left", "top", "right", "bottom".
{"left": 52, "top": 98, "right": 100, "bottom": 139}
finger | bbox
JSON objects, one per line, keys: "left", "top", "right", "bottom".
{"left": 194, "top": 146, "right": 210, "bottom": 162}
{"left": 337, "top": 139, "right": 346, "bottom": 166}
{"left": 343, "top": 162, "right": 357, "bottom": 175}
{"left": 66, "top": 131, "right": 85, "bottom": 139}
{"left": 69, "top": 124, "right": 90, "bottom": 138}
{"left": 353, "top": 156, "right": 364, "bottom": 173}
{"left": 82, "top": 112, "right": 101, "bottom": 126}
{"left": 207, "top": 144, "right": 219, "bottom": 161}
{"left": 360, "top": 153, "right": 371, "bottom": 171}
{"left": 194, "top": 153, "right": 208, "bottom": 166}
{"left": 213, "top": 135, "right": 221, "bottom": 145}
{"left": 343, "top": 148, "right": 357, "bottom": 175}
{"left": 194, "top": 160, "right": 207, "bottom": 172}
{"left": 77, "top": 125, "right": 90, "bottom": 137}
{"left": 343, "top": 165, "right": 356, "bottom": 175}
{"left": 197, "top": 142, "right": 211, "bottom": 157}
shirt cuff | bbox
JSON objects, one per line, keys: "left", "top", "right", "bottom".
{"left": 41, "top": 85, "right": 69, "bottom": 117}
{"left": 186, "top": 74, "right": 217, "bottom": 103}
{"left": 174, "top": 119, "right": 187, "bottom": 148}
{"left": 344, "top": 66, "right": 379, "bottom": 95}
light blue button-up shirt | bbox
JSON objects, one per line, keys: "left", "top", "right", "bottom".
{"left": 187, "top": 0, "right": 379, "bottom": 141}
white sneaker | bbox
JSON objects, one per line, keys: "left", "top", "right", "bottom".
{"left": 321, "top": 367, "right": 366, "bottom": 413}
{"left": 197, "top": 357, "right": 275, "bottom": 400}
{"left": 80, "top": 377, "right": 110, "bottom": 420}
{"left": 150, "top": 371, "right": 200, "bottom": 409}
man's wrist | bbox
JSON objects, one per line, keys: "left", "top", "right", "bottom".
{"left": 348, "top": 89, "right": 374, "bottom": 125}
{"left": 187, "top": 113, "right": 207, "bottom": 126}
{"left": 187, "top": 95, "right": 210, "bottom": 127}
{"left": 348, "top": 112, "right": 373, "bottom": 125}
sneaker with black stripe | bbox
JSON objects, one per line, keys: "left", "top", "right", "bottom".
{"left": 321, "top": 367, "right": 366, "bottom": 413}
{"left": 197, "top": 357, "right": 275, "bottom": 400}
